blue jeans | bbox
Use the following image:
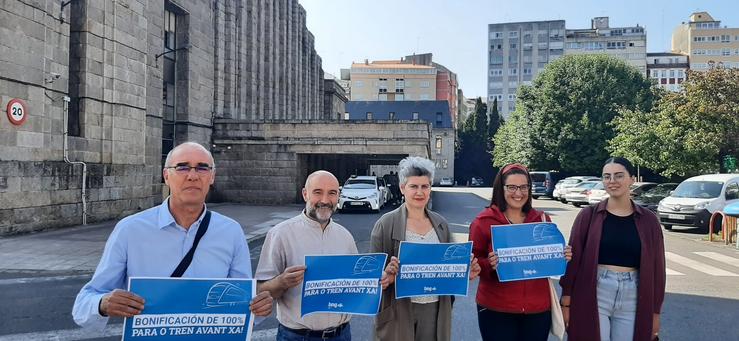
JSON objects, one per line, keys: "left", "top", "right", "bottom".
{"left": 597, "top": 267, "right": 639, "bottom": 341}
{"left": 276, "top": 323, "right": 351, "bottom": 341}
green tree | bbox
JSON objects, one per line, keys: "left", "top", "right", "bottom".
{"left": 610, "top": 66, "right": 739, "bottom": 177}
{"left": 455, "top": 97, "right": 493, "bottom": 183}
{"left": 487, "top": 98, "right": 501, "bottom": 152}
{"left": 495, "top": 54, "right": 654, "bottom": 174}
{"left": 493, "top": 107, "right": 533, "bottom": 167}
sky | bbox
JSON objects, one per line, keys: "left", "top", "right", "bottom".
{"left": 298, "top": 0, "right": 739, "bottom": 99}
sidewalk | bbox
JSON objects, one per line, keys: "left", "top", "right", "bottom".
{"left": 0, "top": 203, "right": 303, "bottom": 273}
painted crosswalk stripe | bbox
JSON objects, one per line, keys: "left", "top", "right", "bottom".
{"left": 693, "top": 252, "right": 739, "bottom": 268}
{"left": 666, "top": 268, "right": 685, "bottom": 275}
{"left": 665, "top": 252, "right": 739, "bottom": 276}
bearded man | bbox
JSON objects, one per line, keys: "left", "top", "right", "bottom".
{"left": 255, "top": 170, "right": 358, "bottom": 341}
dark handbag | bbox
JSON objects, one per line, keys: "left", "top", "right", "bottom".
{"left": 170, "top": 211, "right": 212, "bottom": 277}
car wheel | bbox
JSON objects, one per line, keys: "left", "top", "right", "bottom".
{"left": 560, "top": 198, "right": 567, "bottom": 203}
{"left": 663, "top": 224, "right": 673, "bottom": 230}
{"left": 533, "top": 196, "right": 540, "bottom": 200}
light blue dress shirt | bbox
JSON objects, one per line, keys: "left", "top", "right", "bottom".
{"left": 72, "top": 199, "right": 252, "bottom": 330}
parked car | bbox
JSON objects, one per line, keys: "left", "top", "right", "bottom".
{"left": 657, "top": 174, "right": 739, "bottom": 232}
{"left": 530, "top": 171, "right": 560, "bottom": 199}
{"left": 630, "top": 182, "right": 658, "bottom": 197}
{"left": 439, "top": 177, "right": 454, "bottom": 187}
{"left": 470, "top": 177, "right": 484, "bottom": 187}
{"left": 338, "top": 176, "right": 385, "bottom": 212}
{"left": 587, "top": 182, "right": 609, "bottom": 205}
{"left": 565, "top": 181, "right": 600, "bottom": 207}
{"left": 377, "top": 177, "right": 391, "bottom": 205}
{"left": 633, "top": 183, "right": 679, "bottom": 212}
{"left": 555, "top": 176, "right": 600, "bottom": 203}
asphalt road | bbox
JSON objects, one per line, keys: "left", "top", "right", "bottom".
{"left": 1, "top": 188, "right": 738, "bottom": 340}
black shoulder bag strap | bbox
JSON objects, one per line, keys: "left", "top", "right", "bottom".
{"left": 171, "top": 210, "right": 212, "bottom": 277}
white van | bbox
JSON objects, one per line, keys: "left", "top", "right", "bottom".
{"left": 657, "top": 173, "right": 739, "bottom": 232}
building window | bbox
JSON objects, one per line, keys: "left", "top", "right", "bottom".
{"left": 389, "top": 112, "right": 395, "bottom": 120}
{"left": 510, "top": 43, "right": 517, "bottom": 49}
{"left": 366, "top": 112, "right": 373, "bottom": 119}
{"left": 161, "top": 7, "right": 179, "bottom": 164}
{"left": 435, "top": 137, "right": 443, "bottom": 152}
{"left": 420, "top": 81, "right": 430, "bottom": 88}
{"left": 722, "top": 34, "right": 731, "bottom": 42}
{"left": 395, "top": 78, "right": 405, "bottom": 88}
{"left": 490, "top": 69, "right": 503, "bottom": 76}
{"left": 522, "top": 68, "right": 532, "bottom": 75}
{"left": 67, "top": 0, "right": 84, "bottom": 137}
{"left": 378, "top": 94, "right": 388, "bottom": 101}
{"left": 354, "top": 80, "right": 364, "bottom": 87}
{"left": 412, "top": 112, "right": 419, "bottom": 120}
{"left": 344, "top": 112, "right": 350, "bottom": 120}
{"left": 509, "top": 31, "right": 518, "bottom": 38}
{"left": 436, "top": 112, "right": 443, "bottom": 127}
{"left": 509, "top": 68, "right": 518, "bottom": 75}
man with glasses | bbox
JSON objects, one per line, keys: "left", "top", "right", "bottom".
{"left": 73, "top": 142, "right": 273, "bottom": 330}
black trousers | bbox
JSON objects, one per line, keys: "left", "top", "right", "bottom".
{"left": 477, "top": 305, "right": 551, "bottom": 341}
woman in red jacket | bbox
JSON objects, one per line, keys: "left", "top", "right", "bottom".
{"left": 469, "top": 163, "right": 571, "bottom": 340}
{"left": 559, "top": 157, "right": 665, "bottom": 341}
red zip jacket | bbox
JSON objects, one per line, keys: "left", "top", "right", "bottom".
{"left": 469, "top": 205, "right": 551, "bottom": 313}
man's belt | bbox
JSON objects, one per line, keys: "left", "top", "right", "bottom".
{"left": 281, "top": 322, "right": 349, "bottom": 339}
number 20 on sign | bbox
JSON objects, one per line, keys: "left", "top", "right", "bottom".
{"left": 6, "top": 98, "right": 28, "bottom": 126}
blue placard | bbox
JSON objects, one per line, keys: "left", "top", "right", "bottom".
{"left": 395, "top": 241, "right": 473, "bottom": 299}
{"left": 301, "top": 253, "right": 387, "bottom": 317}
{"left": 492, "top": 222, "right": 566, "bottom": 282}
{"left": 123, "top": 277, "right": 255, "bottom": 340}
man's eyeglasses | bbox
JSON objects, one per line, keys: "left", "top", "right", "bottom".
{"left": 602, "top": 173, "right": 626, "bottom": 182}
{"left": 504, "top": 184, "right": 529, "bottom": 193}
{"left": 165, "top": 163, "right": 213, "bottom": 174}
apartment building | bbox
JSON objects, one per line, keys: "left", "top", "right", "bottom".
{"left": 487, "top": 20, "right": 566, "bottom": 117}
{"left": 646, "top": 53, "right": 689, "bottom": 91}
{"left": 348, "top": 60, "right": 437, "bottom": 101}
{"left": 564, "top": 17, "right": 647, "bottom": 75}
{"left": 672, "top": 12, "right": 739, "bottom": 70}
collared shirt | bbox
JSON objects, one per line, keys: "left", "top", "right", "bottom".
{"left": 72, "top": 198, "right": 252, "bottom": 331}
{"left": 255, "top": 212, "right": 358, "bottom": 330}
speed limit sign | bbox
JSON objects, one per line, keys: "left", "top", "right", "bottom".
{"left": 6, "top": 98, "right": 28, "bottom": 126}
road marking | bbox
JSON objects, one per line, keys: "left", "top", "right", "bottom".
{"left": 451, "top": 233, "right": 469, "bottom": 243}
{"left": 0, "top": 325, "right": 278, "bottom": 341}
{"left": 666, "top": 268, "right": 685, "bottom": 276}
{"left": 694, "top": 252, "right": 739, "bottom": 268}
{"left": 0, "top": 274, "right": 91, "bottom": 286}
{"left": 665, "top": 252, "right": 739, "bottom": 276}
{"left": 0, "top": 323, "right": 123, "bottom": 341}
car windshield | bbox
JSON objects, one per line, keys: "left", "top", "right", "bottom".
{"left": 344, "top": 180, "right": 376, "bottom": 189}
{"left": 562, "top": 179, "right": 579, "bottom": 184}
{"left": 576, "top": 182, "right": 598, "bottom": 189}
{"left": 531, "top": 173, "right": 546, "bottom": 182}
{"left": 671, "top": 181, "right": 723, "bottom": 198}
{"left": 592, "top": 182, "right": 604, "bottom": 190}
{"left": 643, "top": 184, "right": 677, "bottom": 197}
